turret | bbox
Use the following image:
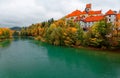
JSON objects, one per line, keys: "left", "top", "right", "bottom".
{"left": 85, "top": 3, "right": 91, "bottom": 13}
{"left": 105, "top": 9, "right": 116, "bottom": 24}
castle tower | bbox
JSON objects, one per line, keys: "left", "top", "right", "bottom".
{"left": 105, "top": 9, "right": 116, "bottom": 25}
{"left": 85, "top": 3, "right": 91, "bottom": 13}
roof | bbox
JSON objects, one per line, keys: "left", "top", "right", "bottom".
{"left": 86, "top": 4, "right": 91, "bottom": 8}
{"left": 82, "top": 11, "right": 87, "bottom": 14}
{"left": 82, "top": 10, "right": 102, "bottom": 15}
{"left": 88, "top": 10, "right": 102, "bottom": 15}
{"left": 117, "top": 14, "right": 120, "bottom": 19}
{"left": 84, "top": 16, "right": 104, "bottom": 22}
{"left": 66, "top": 10, "right": 82, "bottom": 18}
{"left": 106, "top": 9, "right": 115, "bottom": 15}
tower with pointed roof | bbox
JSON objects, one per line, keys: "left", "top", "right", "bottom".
{"left": 105, "top": 9, "right": 116, "bottom": 24}
{"left": 65, "top": 4, "right": 120, "bottom": 30}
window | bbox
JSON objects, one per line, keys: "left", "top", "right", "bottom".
{"left": 109, "top": 19, "right": 111, "bottom": 22}
{"left": 109, "top": 15, "right": 111, "bottom": 17}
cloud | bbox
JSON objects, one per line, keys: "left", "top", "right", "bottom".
{"left": 0, "top": 0, "right": 119, "bottom": 27}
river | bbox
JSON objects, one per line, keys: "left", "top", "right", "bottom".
{"left": 0, "top": 37, "right": 120, "bottom": 78}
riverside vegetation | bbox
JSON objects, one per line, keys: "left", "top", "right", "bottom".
{"left": 0, "top": 28, "right": 13, "bottom": 41}
{"left": 20, "top": 18, "right": 120, "bottom": 50}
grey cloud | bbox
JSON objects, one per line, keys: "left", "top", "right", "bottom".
{"left": 0, "top": 0, "right": 119, "bottom": 27}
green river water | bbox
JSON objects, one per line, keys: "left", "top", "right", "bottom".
{"left": 0, "top": 37, "right": 120, "bottom": 78}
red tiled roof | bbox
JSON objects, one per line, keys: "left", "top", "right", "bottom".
{"left": 82, "top": 10, "right": 102, "bottom": 15}
{"left": 84, "top": 16, "right": 104, "bottom": 22}
{"left": 82, "top": 11, "right": 87, "bottom": 14}
{"left": 86, "top": 4, "right": 91, "bottom": 8}
{"left": 88, "top": 10, "right": 102, "bottom": 15}
{"left": 106, "top": 9, "right": 115, "bottom": 15}
{"left": 66, "top": 8, "right": 102, "bottom": 18}
{"left": 66, "top": 10, "right": 82, "bottom": 18}
{"left": 117, "top": 14, "right": 120, "bottom": 19}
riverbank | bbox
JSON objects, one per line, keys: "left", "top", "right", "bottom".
{"left": 34, "top": 36, "right": 120, "bottom": 52}
{"left": 0, "top": 37, "right": 13, "bottom": 42}
{"left": 74, "top": 46, "right": 120, "bottom": 53}
{"left": 0, "top": 39, "right": 9, "bottom": 42}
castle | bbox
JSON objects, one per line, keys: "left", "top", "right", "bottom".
{"left": 66, "top": 4, "right": 120, "bottom": 30}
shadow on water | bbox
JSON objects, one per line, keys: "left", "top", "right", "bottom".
{"left": 13, "top": 36, "right": 34, "bottom": 41}
{"left": 0, "top": 36, "right": 32, "bottom": 48}
{"left": 0, "top": 40, "right": 12, "bottom": 48}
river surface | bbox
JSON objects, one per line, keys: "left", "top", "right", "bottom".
{"left": 0, "top": 37, "right": 120, "bottom": 78}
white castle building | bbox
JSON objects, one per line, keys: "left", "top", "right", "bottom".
{"left": 66, "top": 4, "right": 120, "bottom": 30}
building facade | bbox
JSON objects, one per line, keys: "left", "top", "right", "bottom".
{"left": 66, "top": 4, "right": 120, "bottom": 30}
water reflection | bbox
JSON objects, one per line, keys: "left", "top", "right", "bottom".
{"left": 13, "top": 36, "right": 33, "bottom": 41}
{"left": 47, "top": 48, "right": 120, "bottom": 78}
{"left": 0, "top": 38, "right": 120, "bottom": 78}
{"left": 0, "top": 40, "right": 12, "bottom": 48}
{"left": 31, "top": 40, "right": 120, "bottom": 78}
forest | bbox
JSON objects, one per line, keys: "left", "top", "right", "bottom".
{"left": 20, "top": 18, "right": 120, "bottom": 50}
{"left": 0, "top": 28, "right": 13, "bottom": 41}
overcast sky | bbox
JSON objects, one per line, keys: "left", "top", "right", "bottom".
{"left": 0, "top": 0, "right": 119, "bottom": 27}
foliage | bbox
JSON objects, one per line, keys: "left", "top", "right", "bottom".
{"left": 0, "top": 28, "right": 13, "bottom": 40}
{"left": 20, "top": 18, "right": 120, "bottom": 50}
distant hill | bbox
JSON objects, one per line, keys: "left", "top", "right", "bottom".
{"left": 10, "top": 27, "right": 22, "bottom": 31}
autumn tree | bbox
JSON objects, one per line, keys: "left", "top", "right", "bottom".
{"left": 87, "top": 20, "right": 113, "bottom": 48}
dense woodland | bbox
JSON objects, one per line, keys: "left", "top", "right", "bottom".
{"left": 20, "top": 18, "right": 120, "bottom": 50}
{"left": 0, "top": 18, "right": 120, "bottom": 50}
{"left": 0, "top": 28, "right": 13, "bottom": 41}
